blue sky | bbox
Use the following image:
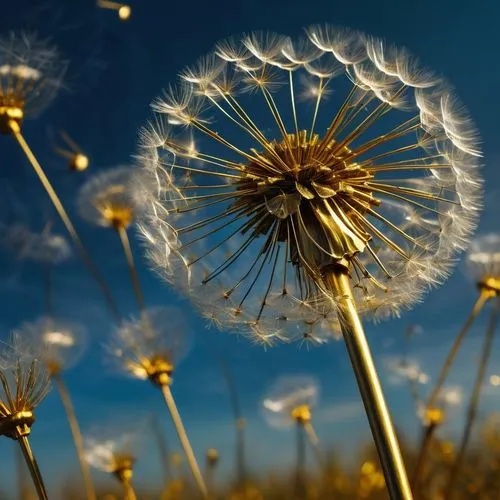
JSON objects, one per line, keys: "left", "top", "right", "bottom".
{"left": 1, "top": 0, "right": 500, "bottom": 498}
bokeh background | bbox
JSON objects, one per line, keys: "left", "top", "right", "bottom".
{"left": 1, "top": 0, "right": 499, "bottom": 497}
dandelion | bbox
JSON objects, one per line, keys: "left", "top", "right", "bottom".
{"left": 0, "top": 31, "right": 119, "bottom": 320}
{"left": 78, "top": 166, "right": 150, "bottom": 313}
{"left": 262, "top": 375, "right": 323, "bottom": 496}
{"left": 137, "top": 26, "right": 482, "bottom": 498}
{"left": 97, "top": 0, "right": 132, "bottom": 21}
{"left": 54, "top": 130, "right": 90, "bottom": 172}
{"left": 84, "top": 422, "right": 142, "bottom": 500}
{"left": 0, "top": 335, "right": 50, "bottom": 500}
{"left": 413, "top": 235, "right": 500, "bottom": 492}
{"left": 106, "top": 306, "right": 208, "bottom": 498}
{"left": 17, "top": 316, "right": 95, "bottom": 500}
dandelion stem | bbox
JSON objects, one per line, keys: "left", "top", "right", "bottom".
{"left": 7, "top": 121, "right": 120, "bottom": 322}
{"left": 445, "top": 299, "right": 500, "bottom": 499}
{"left": 324, "top": 269, "right": 412, "bottom": 500}
{"left": 16, "top": 441, "right": 30, "bottom": 500}
{"left": 53, "top": 373, "right": 96, "bottom": 500}
{"left": 410, "top": 422, "right": 437, "bottom": 494}
{"left": 295, "top": 420, "right": 307, "bottom": 500}
{"left": 426, "top": 290, "right": 492, "bottom": 410}
{"left": 303, "top": 421, "right": 324, "bottom": 468}
{"left": 17, "top": 434, "right": 48, "bottom": 500}
{"left": 116, "top": 225, "right": 146, "bottom": 313}
{"left": 121, "top": 479, "right": 137, "bottom": 500}
{"left": 160, "top": 383, "right": 209, "bottom": 499}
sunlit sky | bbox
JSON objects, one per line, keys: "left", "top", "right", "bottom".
{"left": 1, "top": 0, "right": 500, "bottom": 498}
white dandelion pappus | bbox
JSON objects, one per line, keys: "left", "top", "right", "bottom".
{"left": 136, "top": 26, "right": 482, "bottom": 345}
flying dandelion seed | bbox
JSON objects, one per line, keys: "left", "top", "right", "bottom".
{"left": 97, "top": 0, "right": 132, "bottom": 21}
{"left": 137, "top": 26, "right": 482, "bottom": 498}
{"left": 0, "top": 31, "right": 119, "bottom": 320}
{"left": 107, "top": 307, "right": 208, "bottom": 498}
{"left": 54, "top": 130, "right": 90, "bottom": 172}
{"left": 0, "top": 335, "right": 50, "bottom": 500}
{"left": 18, "top": 317, "right": 96, "bottom": 500}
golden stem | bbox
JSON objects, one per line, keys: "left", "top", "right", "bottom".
{"left": 205, "top": 461, "right": 217, "bottom": 497}
{"left": 8, "top": 121, "right": 120, "bottom": 322}
{"left": 426, "top": 290, "right": 492, "bottom": 410}
{"left": 53, "top": 374, "right": 96, "bottom": 500}
{"left": 160, "top": 384, "right": 209, "bottom": 499}
{"left": 445, "top": 300, "right": 500, "bottom": 499}
{"left": 323, "top": 269, "right": 412, "bottom": 500}
{"left": 303, "top": 421, "right": 324, "bottom": 468}
{"left": 17, "top": 435, "right": 48, "bottom": 500}
{"left": 410, "top": 422, "right": 437, "bottom": 494}
{"left": 116, "top": 225, "right": 146, "bottom": 313}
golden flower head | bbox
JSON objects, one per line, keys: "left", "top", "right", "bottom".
{"left": 106, "top": 306, "right": 192, "bottom": 385}
{"left": 0, "top": 32, "right": 66, "bottom": 133}
{"left": 262, "top": 374, "right": 319, "bottom": 428}
{"left": 16, "top": 316, "right": 87, "bottom": 375}
{"left": 78, "top": 166, "right": 149, "bottom": 230}
{"left": 0, "top": 334, "right": 51, "bottom": 438}
{"left": 137, "top": 26, "right": 482, "bottom": 345}
{"left": 466, "top": 233, "right": 500, "bottom": 293}
{"left": 0, "top": 222, "right": 72, "bottom": 264}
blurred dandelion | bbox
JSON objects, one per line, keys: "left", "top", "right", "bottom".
{"left": 97, "top": 0, "right": 132, "bottom": 21}
{"left": 106, "top": 306, "right": 208, "bottom": 498}
{"left": 413, "top": 234, "right": 500, "bottom": 492}
{"left": 54, "top": 130, "right": 89, "bottom": 172}
{"left": 137, "top": 26, "right": 482, "bottom": 498}
{"left": 18, "top": 316, "right": 95, "bottom": 500}
{"left": 84, "top": 422, "right": 142, "bottom": 500}
{"left": 78, "top": 166, "right": 149, "bottom": 313}
{"left": 262, "top": 375, "right": 323, "bottom": 496}
{"left": 0, "top": 335, "right": 50, "bottom": 500}
{"left": 0, "top": 31, "right": 119, "bottom": 320}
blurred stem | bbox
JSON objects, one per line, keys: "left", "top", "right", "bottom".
{"left": 410, "top": 422, "right": 437, "bottom": 493}
{"left": 17, "top": 435, "right": 48, "bottom": 500}
{"left": 121, "top": 479, "right": 137, "bottom": 500}
{"left": 426, "top": 290, "right": 492, "bottom": 410}
{"left": 44, "top": 262, "right": 53, "bottom": 317}
{"left": 160, "top": 383, "right": 209, "bottom": 499}
{"left": 151, "top": 414, "right": 171, "bottom": 486}
{"left": 53, "top": 373, "right": 96, "bottom": 500}
{"left": 116, "top": 225, "right": 146, "bottom": 313}
{"left": 444, "top": 299, "right": 499, "bottom": 499}
{"left": 295, "top": 421, "right": 306, "bottom": 500}
{"left": 205, "top": 460, "right": 217, "bottom": 497}
{"left": 8, "top": 121, "right": 120, "bottom": 322}
{"left": 324, "top": 269, "right": 412, "bottom": 500}
{"left": 303, "top": 421, "right": 324, "bottom": 469}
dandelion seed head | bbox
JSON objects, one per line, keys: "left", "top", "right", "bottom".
{"left": 0, "top": 222, "right": 72, "bottom": 264}
{"left": 0, "top": 334, "right": 50, "bottom": 437}
{"left": 78, "top": 166, "right": 148, "bottom": 229}
{"left": 106, "top": 307, "right": 192, "bottom": 384}
{"left": 16, "top": 317, "right": 87, "bottom": 375}
{"left": 262, "top": 375, "right": 319, "bottom": 428}
{"left": 138, "top": 26, "right": 482, "bottom": 346}
{"left": 0, "top": 32, "right": 66, "bottom": 131}
{"left": 466, "top": 233, "right": 500, "bottom": 287}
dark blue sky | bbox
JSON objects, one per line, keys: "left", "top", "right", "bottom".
{"left": 1, "top": 0, "right": 500, "bottom": 497}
